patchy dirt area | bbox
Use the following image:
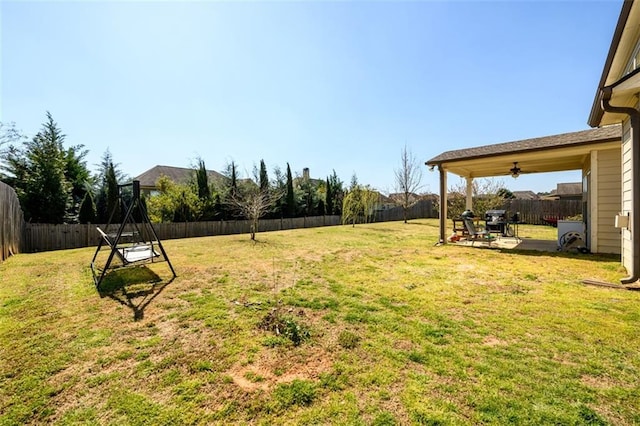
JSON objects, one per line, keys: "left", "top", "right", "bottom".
{"left": 226, "top": 346, "right": 334, "bottom": 392}
{"left": 482, "top": 336, "right": 508, "bottom": 346}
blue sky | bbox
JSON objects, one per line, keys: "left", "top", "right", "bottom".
{"left": 1, "top": 0, "right": 622, "bottom": 194}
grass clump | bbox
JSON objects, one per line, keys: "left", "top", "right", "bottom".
{"left": 273, "top": 379, "right": 317, "bottom": 408}
{"left": 338, "top": 330, "right": 360, "bottom": 349}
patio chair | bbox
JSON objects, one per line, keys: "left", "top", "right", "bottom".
{"left": 462, "top": 217, "right": 492, "bottom": 246}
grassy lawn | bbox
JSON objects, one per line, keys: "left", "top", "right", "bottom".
{"left": 1, "top": 219, "right": 639, "bottom": 425}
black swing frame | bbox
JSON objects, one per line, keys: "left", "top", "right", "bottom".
{"left": 90, "top": 180, "right": 176, "bottom": 289}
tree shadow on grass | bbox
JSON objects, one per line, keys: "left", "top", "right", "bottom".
{"left": 98, "top": 266, "right": 174, "bottom": 321}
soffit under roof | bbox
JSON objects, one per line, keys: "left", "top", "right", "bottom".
{"left": 590, "top": 0, "right": 640, "bottom": 126}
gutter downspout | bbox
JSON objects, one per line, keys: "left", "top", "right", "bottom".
{"left": 601, "top": 89, "right": 640, "bottom": 284}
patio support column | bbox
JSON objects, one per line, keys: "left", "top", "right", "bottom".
{"left": 438, "top": 166, "right": 447, "bottom": 244}
{"left": 465, "top": 177, "right": 473, "bottom": 211}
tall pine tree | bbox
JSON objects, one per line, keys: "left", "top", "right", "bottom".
{"left": 327, "top": 170, "right": 344, "bottom": 216}
{"left": 229, "top": 161, "right": 238, "bottom": 197}
{"left": 3, "top": 112, "right": 70, "bottom": 223}
{"left": 105, "top": 162, "right": 120, "bottom": 223}
{"left": 195, "top": 158, "right": 215, "bottom": 220}
{"left": 259, "top": 159, "right": 269, "bottom": 192}
{"left": 95, "top": 150, "right": 125, "bottom": 223}
{"left": 196, "top": 158, "right": 211, "bottom": 201}
{"left": 325, "top": 177, "right": 333, "bottom": 215}
{"left": 78, "top": 192, "right": 96, "bottom": 224}
{"left": 285, "top": 163, "right": 296, "bottom": 218}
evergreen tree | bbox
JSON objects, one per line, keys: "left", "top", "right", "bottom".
{"left": 63, "top": 144, "right": 92, "bottom": 223}
{"left": 95, "top": 149, "right": 126, "bottom": 223}
{"left": 220, "top": 160, "right": 239, "bottom": 219}
{"left": 259, "top": 159, "right": 269, "bottom": 192}
{"left": 325, "top": 177, "right": 333, "bottom": 215}
{"left": 328, "top": 170, "right": 344, "bottom": 215}
{"left": 0, "top": 122, "right": 26, "bottom": 173}
{"left": 173, "top": 186, "right": 196, "bottom": 222}
{"left": 230, "top": 161, "right": 238, "bottom": 197}
{"left": 78, "top": 192, "right": 96, "bottom": 224}
{"left": 3, "top": 112, "right": 69, "bottom": 223}
{"left": 105, "top": 162, "right": 120, "bottom": 223}
{"left": 285, "top": 163, "right": 296, "bottom": 217}
{"left": 270, "top": 165, "right": 287, "bottom": 217}
{"left": 196, "top": 158, "right": 211, "bottom": 201}
{"left": 195, "top": 158, "right": 216, "bottom": 220}
{"left": 299, "top": 174, "right": 316, "bottom": 216}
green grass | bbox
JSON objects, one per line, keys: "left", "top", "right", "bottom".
{"left": 1, "top": 219, "right": 639, "bottom": 425}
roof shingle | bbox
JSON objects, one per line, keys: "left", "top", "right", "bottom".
{"left": 426, "top": 125, "right": 621, "bottom": 165}
{"left": 135, "top": 165, "right": 225, "bottom": 188}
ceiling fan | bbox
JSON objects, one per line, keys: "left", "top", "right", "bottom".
{"left": 510, "top": 162, "right": 521, "bottom": 178}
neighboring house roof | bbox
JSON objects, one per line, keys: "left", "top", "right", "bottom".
{"left": 538, "top": 183, "right": 582, "bottom": 200}
{"left": 512, "top": 190, "right": 540, "bottom": 200}
{"left": 377, "top": 193, "right": 394, "bottom": 205}
{"left": 294, "top": 177, "right": 324, "bottom": 187}
{"left": 426, "top": 126, "right": 621, "bottom": 165}
{"left": 556, "top": 182, "right": 582, "bottom": 196}
{"left": 135, "top": 165, "right": 225, "bottom": 189}
{"left": 388, "top": 192, "right": 422, "bottom": 204}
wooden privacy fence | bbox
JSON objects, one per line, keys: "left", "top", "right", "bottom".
{"left": 374, "top": 199, "right": 437, "bottom": 222}
{"left": 502, "top": 199, "right": 583, "bottom": 225}
{"left": 0, "top": 181, "right": 24, "bottom": 262}
{"left": 23, "top": 215, "right": 343, "bottom": 253}
{"left": 13, "top": 197, "right": 580, "bottom": 254}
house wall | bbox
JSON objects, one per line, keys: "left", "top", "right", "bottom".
{"left": 621, "top": 118, "right": 633, "bottom": 272}
{"left": 589, "top": 147, "right": 622, "bottom": 254}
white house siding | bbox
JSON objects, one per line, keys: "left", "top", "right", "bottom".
{"left": 591, "top": 148, "right": 622, "bottom": 254}
{"left": 621, "top": 118, "right": 633, "bottom": 272}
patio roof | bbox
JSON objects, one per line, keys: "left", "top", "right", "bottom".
{"left": 425, "top": 125, "right": 621, "bottom": 178}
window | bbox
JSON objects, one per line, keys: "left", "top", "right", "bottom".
{"left": 623, "top": 40, "right": 640, "bottom": 75}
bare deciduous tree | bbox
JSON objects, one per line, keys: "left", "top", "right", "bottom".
{"left": 445, "top": 177, "right": 508, "bottom": 219}
{"left": 394, "top": 145, "right": 422, "bottom": 223}
{"left": 230, "top": 185, "right": 282, "bottom": 241}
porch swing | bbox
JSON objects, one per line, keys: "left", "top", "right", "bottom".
{"left": 90, "top": 180, "right": 176, "bottom": 289}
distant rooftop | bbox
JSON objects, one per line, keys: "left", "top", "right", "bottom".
{"left": 135, "top": 165, "right": 225, "bottom": 188}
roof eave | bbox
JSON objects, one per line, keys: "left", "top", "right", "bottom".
{"left": 588, "top": 0, "right": 635, "bottom": 128}
{"left": 425, "top": 134, "right": 621, "bottom": 167}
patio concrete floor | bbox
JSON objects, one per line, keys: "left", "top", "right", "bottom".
{"left": 453, "top": 237, "right": 559, "bottom": 252}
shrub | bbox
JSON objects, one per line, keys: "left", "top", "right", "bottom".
{"left": 259, "top": 309, "right": 310, "bottom": 346}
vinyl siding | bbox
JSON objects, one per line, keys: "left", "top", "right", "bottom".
{"left": 595, "top": 148, "right": 621, "bottom": 254}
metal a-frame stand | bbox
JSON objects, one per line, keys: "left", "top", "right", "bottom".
{"left": 90, "top": 180, "right": 176, "bottom": 290}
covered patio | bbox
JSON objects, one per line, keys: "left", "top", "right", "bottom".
{"left": 425, "top": 125, "right": 622, "bottom": 253}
